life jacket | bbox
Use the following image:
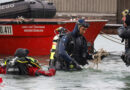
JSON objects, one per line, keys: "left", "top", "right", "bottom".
{"left": 26, "top": 57, "right": 41, "bottom": 69}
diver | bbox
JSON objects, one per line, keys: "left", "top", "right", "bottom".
{"left": 118, "top": 9, "right": 130, "bottom": 66}
{"left": 49, "top": 19, "right": 93, "bottom": 71}
{"left": 0, "top": 48, "right": 56, "bottom": 76}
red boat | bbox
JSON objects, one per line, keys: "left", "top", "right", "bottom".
{"left": 0, "top": 18, "right": 107, "bottom": 56}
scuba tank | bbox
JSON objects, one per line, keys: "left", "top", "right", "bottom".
{"left": 5, "top": 56, "right": 21, "bottom": 75}
{"left": 5, "top": 48, "right": 29, "bottom": 75}
{"left": 49, "top": 27, "right": 68, "bottom": 68}
{"left": 5, "top": 56, "right": 30, "bottom": 75}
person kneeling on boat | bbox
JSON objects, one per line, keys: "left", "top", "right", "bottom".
{"left": 0, "top": 48, "right": 56, "bottom": 76}
{"left": 49, "top": 19, "right": 93, "bottom": 70}
{"left": 118, "top": 9, "right": 130, "bottom": 66}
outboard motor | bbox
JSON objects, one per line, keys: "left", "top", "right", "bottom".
{"left": 0, "top": 0, "right": 56, "bottom": 18}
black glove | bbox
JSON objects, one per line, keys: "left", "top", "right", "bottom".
{"left": 71, "top": 59, "right": 82, "bottom": 70}
{"left": 120, "top": 53, "right": 130, "bottom": 66}
{"left": 101, "top": 55, "right": 106, "bottom": 60}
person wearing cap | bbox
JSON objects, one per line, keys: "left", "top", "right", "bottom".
{"left": 118, "top": 9, "right": 130, "bottom": 66}
{"left": 0, "top": 48, "right": 56, "bottom": 76}
{"left": 51, "top": 19, "right": 93, "bottom": 70}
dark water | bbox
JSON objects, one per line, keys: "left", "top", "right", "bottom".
{"left": 0, "top": 55, "right": 130, "bottom": 90}
{"left": 0, "top": 35, "right": 130, "bottom": 90}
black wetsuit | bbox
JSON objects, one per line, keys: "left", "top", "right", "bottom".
{"left": 54, "top": 19, "right": 92, "bottom": 70}
{"left": 118, "top": 26, "right": 130, "bottom": 66}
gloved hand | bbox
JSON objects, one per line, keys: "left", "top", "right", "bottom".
{"left": 92, "top": 52, "right": 103, "bottom": 60}
{"left": 122, "top": 53, "right": 130, "bottom": 67}
{"left": 121, "top": 53, "right": 125, "bottom": 60}
{"left": 92, "top": 54, "right": 98, "bottom": 59}
{"left": 71, "top": 59, "right": 82, "bottom": 70}
{"left": 101, "top": 55, "right": 106, "bottom": 60}
{"left": 69, "top": 62, "right": 74, "bottom": 69}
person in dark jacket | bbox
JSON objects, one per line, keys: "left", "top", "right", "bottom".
{"left": 52, "top": 19, "right": 93, "bottom": 70}
{"left": 118, "top": 9, "right": 130, "bottom": 66}
{"left": 0, "top": 48, "right": 56, "bottom": 76}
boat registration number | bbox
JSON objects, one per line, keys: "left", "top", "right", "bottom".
{"left": 0, "top": 25, "right": 13, "bottom": 35}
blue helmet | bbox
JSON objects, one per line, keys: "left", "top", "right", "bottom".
{"left": 77, "top": 19, "right": 90, "bottom": 28}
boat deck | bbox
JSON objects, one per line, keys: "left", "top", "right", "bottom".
{"left": 0, "top": 18, "right": 108, "bottom": 24}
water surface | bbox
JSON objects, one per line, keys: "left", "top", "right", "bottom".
{"left": 1, "top": 35, "right": 130, "bottom": 90}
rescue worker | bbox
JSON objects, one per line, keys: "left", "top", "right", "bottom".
{"left": 118, "top": 9, "right": 130, "bottom": 66}
{"left": 50, "top": 19, "right": 93, "bottom": 70}
{"left": 0, "top": 48, "right": 56, "bottom": 76}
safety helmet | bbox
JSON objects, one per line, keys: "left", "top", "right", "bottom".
{"left": 77, "top": 19, "right": 89, "bottom": 28}
{"left": 122, "top": 9, "right": 130, "bottom": 16}
{"left": 122, "top": 9, "right": 130, "bottom": 26}
{"left": 14, "top": 48, "right": 29, "bottom": 57}
{"left": 55, "top": 26, "right": 68, "bottom": 35}
{"left": 56, "top": 27, "right": 66, "bottom": 32}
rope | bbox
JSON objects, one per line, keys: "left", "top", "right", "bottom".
{"left": 100, "top": 34, "right": 125, "bottom": 45}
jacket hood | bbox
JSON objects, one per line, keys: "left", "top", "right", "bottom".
{"left": 71, "top": 19, "right": 87, "bottom": 37}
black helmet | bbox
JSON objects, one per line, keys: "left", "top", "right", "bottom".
{"left": 14, "top": 48, "right": 29, "bottom": 57}
{"left": 77, "top": 19, "right": 90, "bottom": 28}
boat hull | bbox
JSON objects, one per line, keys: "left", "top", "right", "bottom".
{"left": 0, "top": 19, "right": 107, "bottom": 55}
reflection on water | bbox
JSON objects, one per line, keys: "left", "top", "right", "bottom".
{"left": 1, "top": 35, "right": 130, "bottom": 90}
